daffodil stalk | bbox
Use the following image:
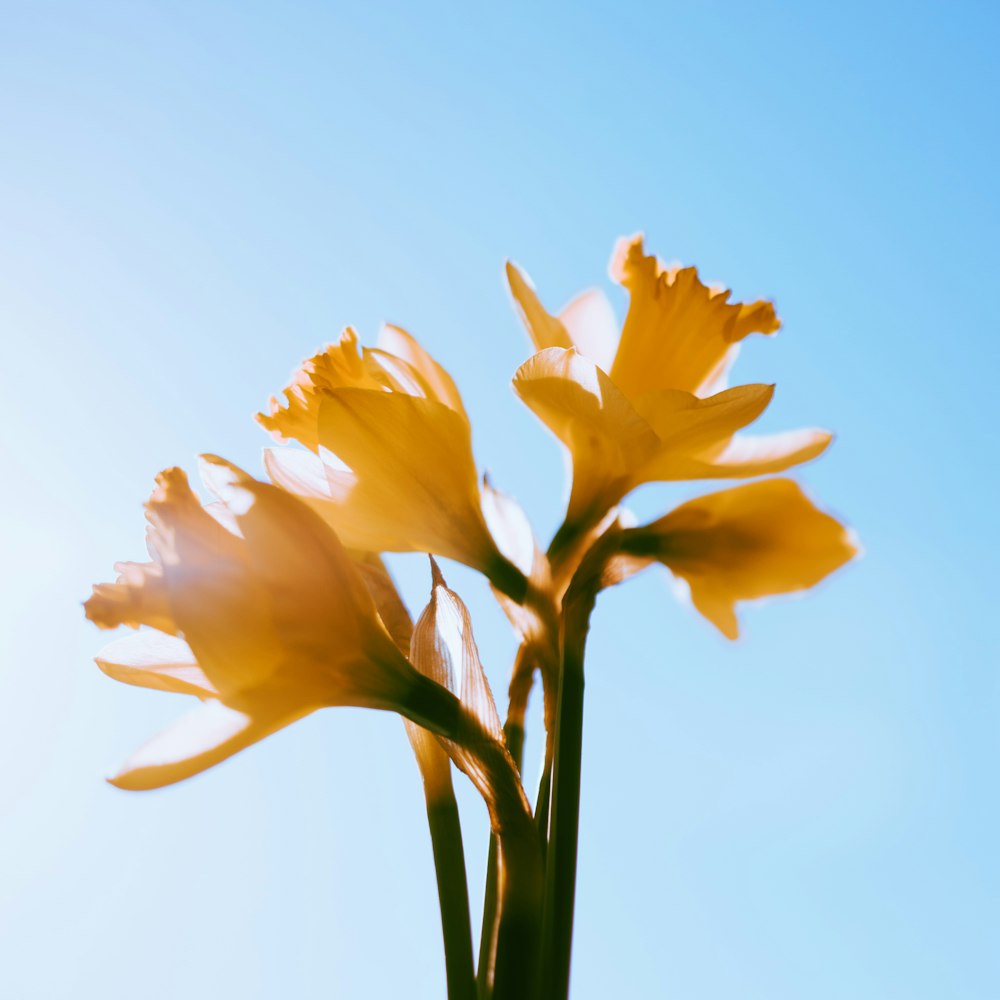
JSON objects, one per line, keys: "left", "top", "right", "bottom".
{"left": 86, "top": 234, "right": 857, "bottom": 998}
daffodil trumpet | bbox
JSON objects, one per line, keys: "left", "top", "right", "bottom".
{"left": 87, "top": 234, "right": 856, "bottom": 1000}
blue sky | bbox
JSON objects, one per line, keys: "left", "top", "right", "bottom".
{"left": 1, "top": 2, "right": 997, "bottom": 997}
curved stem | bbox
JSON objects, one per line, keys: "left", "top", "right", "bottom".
{"left": 477, "top": 722, "right": 524, "bottom": 997}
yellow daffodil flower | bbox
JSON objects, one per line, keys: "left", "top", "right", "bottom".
{"left": 258, "top": 325, "right": 526, "bottom": 600}
{"left": 619, "top": 478, "right": 859, "bottom": 638}
{"left": 84, "top": 456, "right": 468, "bottom": 790}
{"left": 507, "top": 236, "right": 832, "bottom": 534}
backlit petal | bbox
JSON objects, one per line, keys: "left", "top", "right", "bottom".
{"left": 197, "top": 456, "right": 413, "bottom": 706}
{"left": 513, "top": 348, "right": 658, "bottom": 526}
{"left": 632, "top": 383, "right": 775, "bottom": 458}
{"left": 557, "top": 288, "right": 619, "bottom": 373}
{"left": 626, "top": 478, "right": 857, "bottom": 638}
{"left": 609, "top": 234, "right": 780, "bottom": 397}
{"left": 313, "top": 389, "right": 521, "bottom": 592}
{"left": 95, "top": 631, "right": 216, "bottom": 698}
{"left": 506, "top": 261, "right": 573, "bottom": 353}
{"left": 661, "top": 428, "right": 834, "bottom": 481}
{"left": 376, "top": 324, "right": 468, "bottom": 417}
{"left": 84, "top": 561, "right": 177, "bottom": 634}
{"left": 353, "top": 554, "right": 414, "bottom": 656}
{"left": 109, "top": 697, "right": 313, "bottom": 791}
{"left": 257, "top": 328, "right": 382, "bottom": 450}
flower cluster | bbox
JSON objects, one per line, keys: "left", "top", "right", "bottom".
{"left": 86, "top": 234, "right": 857, "bottom": 1000}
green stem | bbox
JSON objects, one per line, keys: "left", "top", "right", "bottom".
{"left": 425, "top": 793, "right": 478, "bottom": 1000}
{"left": 540, "top": 572, "right": 602, "bottom": 1000}
{"left": 491, "top": 831, "right": 544, "bottom": 1000}
{"left": 534, "top": 760, "right": 552, "bottom": 844}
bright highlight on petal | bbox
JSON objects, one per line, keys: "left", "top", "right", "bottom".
{"left": 259, "top": 327, "right": 526, "bottom": 599}
{"left": 95, "top": 632, "right": 216, "bottom": 699}
{"left": 108, "top": 697, "right": 312, "bottom": 791}
{"left": 622, "top": 478, "right": 858, "bottom": 639}
{"left": 86, "top": 459, "right": 463, "bottom": 789}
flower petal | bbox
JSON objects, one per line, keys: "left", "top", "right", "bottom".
{"left": 197, "top": 456, "right": 407, "bottom": 697}
{"left": 666, "top": 428, "right": 834, "bottom": 480}
{"left": 109, "top": 697, "right": 314, "bottom": 791}
{"left": 609, "top": 234, "right": 780, "bottom": 397}
{"left": 257, "top": 328, "right": 382, "bottom": 450}
{"left": 632, "top": 383, "right": 775, "bottom": 456}
{"left": 312, "top": 389, "right": 522, "bottom": 594}
{"left": 95, "top": 631, "right": 217, "bottom": 698}
{"left": 557, "top": 288, "right": 619, "bottom": 373}
{"left": 481, "top": 476, "right": 538, "bottom": 580}
{"left": 512, "top": 347, "right": 659, "bottom": 526}
{"left": 376, "top": 324, "right": 468, "bottom": 417}
{"left": 353, "top": 554, "right": 414, "bottom": 656}
{"left": 506, "top": 261, "right": 573, "bottom": 353}
{"left": 84, "top": 561, "right": 177, "bottom": 634}
{"left": 625, "top": 478, "right": 858, "bottom": 638}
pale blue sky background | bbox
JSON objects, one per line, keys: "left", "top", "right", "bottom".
{"left": 1, "top": 2, "right": 997, "bottom": 998}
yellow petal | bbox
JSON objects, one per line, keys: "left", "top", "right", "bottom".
{"left": 84, "top": 561, "right": 177, "bottom": 634}
{"left": 631, "top": 383, "right": 776, "bottom": 467}
{"left": 376, "top": 324, "right": 468, "bottom": 417}
{"left": 609, "top": 234, "right": 780, "bottom": 398}
{"left": 95, "top": 632, "right": 217, "bottom": 699}
{"left": 661, "top": 428, "right": 834, "bottom": 481}
{"left": 353, "top": 554, "right": 414, "bottom": 656}
{"left": 109, "top": 697, "right": 314, "bottom": 791}
{"left": 143, "top": 465, "right": 281, "bottom": 698}
{"left": 311, "top": 389, "right": 524, "bottom": 596}
{"left": 506, "top": 261, "right": 573, "bottom": 353}
{"left": 263, "top": 446, "right": 391, "bottom": 545}
{"left": 627, "top": 478, "right": 858, "bottom": 638}
{"left": 512, "top": 348, "right": 659, "bottom": 527}
{"left": 197, "top": 456, "right": 415, "bottom": 706}
{"left": 507, "top": 261, "right": 620, "bottom": 371}
{"left": 257, "top": 328, "right": 382, "bottom": 450}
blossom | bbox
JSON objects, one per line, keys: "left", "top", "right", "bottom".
{"left": 507, "top": 236, "right": 831, "bottom": 532}
{"left": 259, "top": 325, "right": 526, "bottom": 599}
{"left": 84, "top": 456, "right": 464, "bottom": 790}
{"left": 618, "top": 478, "right": 859, "bottom": 638}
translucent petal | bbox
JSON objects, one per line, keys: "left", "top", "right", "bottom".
{"left": 513, "top": 347, "right": 658, "bottom": 525}
{"left": 411, "top": 561, "right": 502, "bottom": 741}
{"left": 609, "top": 234, "right": 780, "bottom": 398}
{"left": 257, "top": 328, "right": 382, "bottom": 449}
{"left": 557, "top": 288, "right": 619, "bottom": 372}
{"left": 506, "top": 261, "right": 573, "bottom": 353}
{"left": 661, "top": 428, "right": 834, "bottom": 481}
{"left": 312, "top": 389, "right": 507, "bottom": 575}
{"left": 109, "top": 697, "right": 313, "bottom": 791}
{"left": 376, "top": 324, "right": 467, "bottom": 417}
{"left": 95, "top": 631, "right": 216, "bottom": 699}
{"left": 632, "top": 478, "right": 857, "bottom": 638}
{"left": 632, "top": 383, "right": 775, "bottom": 456}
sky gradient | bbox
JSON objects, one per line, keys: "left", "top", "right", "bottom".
{"left": 1, "top": 3, "right": 997, "bottom": 998}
